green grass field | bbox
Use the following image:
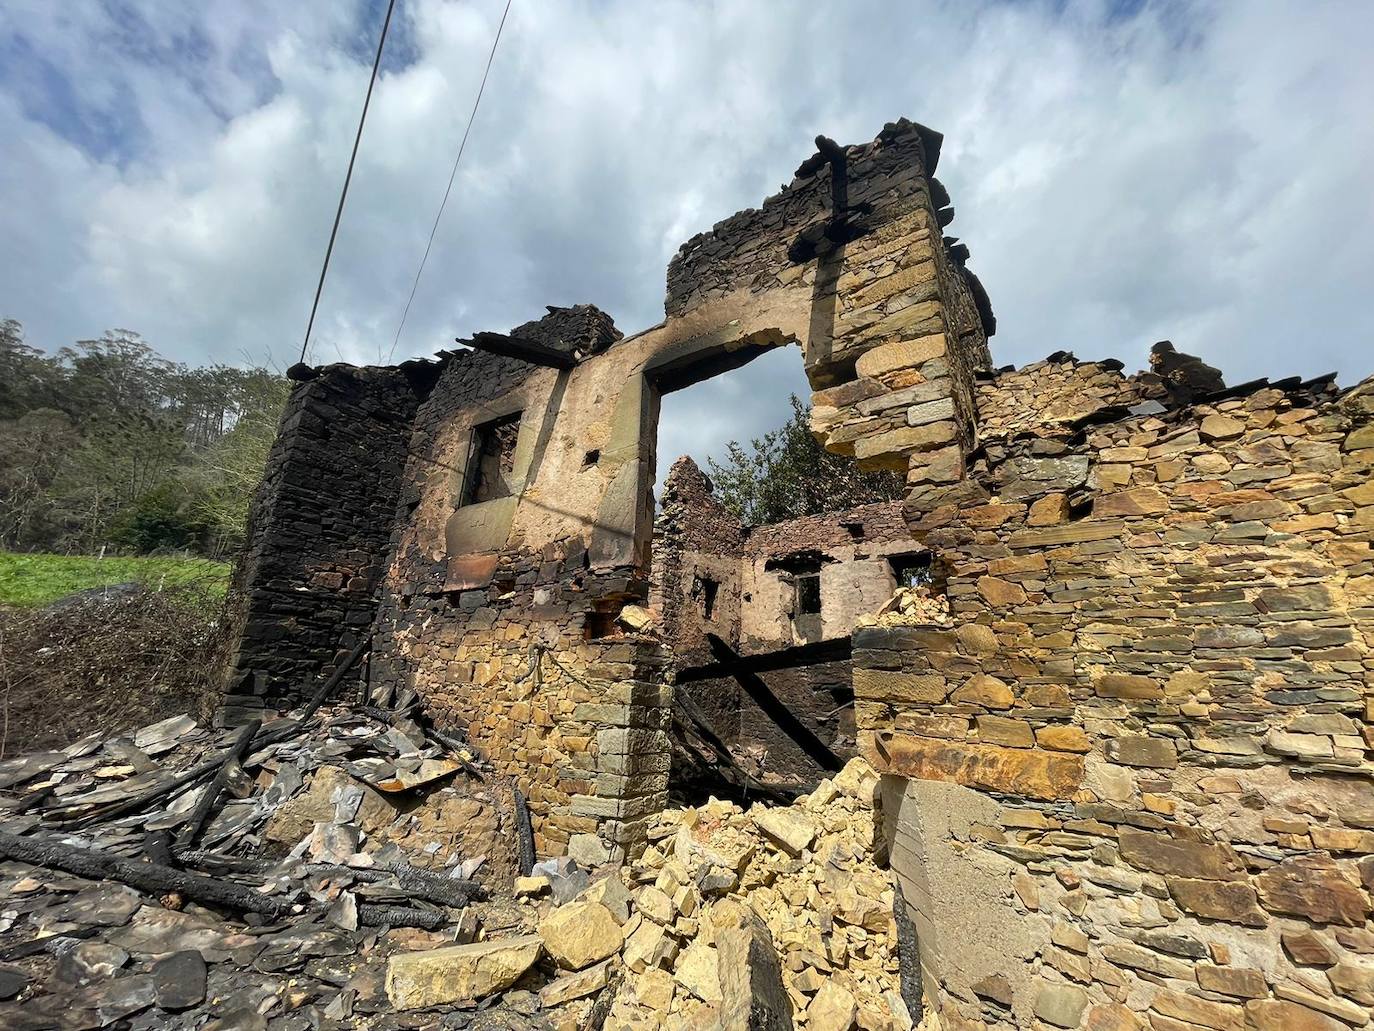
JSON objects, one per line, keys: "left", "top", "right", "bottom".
{"left": 0, "top": 551, "right": 231, "bottom": 608}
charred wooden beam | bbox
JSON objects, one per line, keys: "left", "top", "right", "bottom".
{"left": 814, "top": 134, "right": 849, "bottom": 213}
{"left": 893, "top": 880, "right": 924, "bottom": 1023}
{"left": 675, "top": 636, "right": 851, "bottom": 685}
{"left": 0, "top": 830, "right": 445, "bottom": 928}
{"left": 462, "top": 331, "right": 578, "bottom": 369}
{"left": 705, "top": 634, "right": 843, "bottom": 773}
{"left": 177, "top": 718, "right": 260, "bottom": 848}
{"left": 672, "top": 695, "right": 793, "bottom": 805}
{"left": 514, "top": 788, "right": 536, "bottom": 876}
{"left": 306, "top": 862, "right": 484, "bottom": 909}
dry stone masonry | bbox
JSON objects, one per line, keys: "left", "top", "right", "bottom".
{"left": 222, "top": 117, "right": 1373, "bottom": 1030}
{"left": 871, "top": 372, "right": 1374, "bottom": 1031}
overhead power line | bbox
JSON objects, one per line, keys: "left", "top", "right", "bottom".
{"left": 296, "top": 0, "right": 398, "bottom": 369}
{"left": 387, "top": 0, "right": 513, "bottom": 364}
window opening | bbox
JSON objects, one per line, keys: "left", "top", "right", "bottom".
{"left": 461, "top": 411, "right": 521, "bottom": 506}
{"left": 890, "top": 553, "right": 933, "bottom": 590}
{"left": 584, "top": 601, "right": 620, "bottom": 640}
{"left": 795, "top": 573, "right": 822, "bottom": 616}
{"left": 700, "top": 577, "right": 719, "bottom": 619}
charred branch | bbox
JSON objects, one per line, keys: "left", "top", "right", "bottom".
{"left": 0, "top": 830, "right": 444, "bottom": 928}
{"left": 177, "top": 718, "right": 260, "bottom": 849}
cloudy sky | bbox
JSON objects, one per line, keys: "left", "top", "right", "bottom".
{"left": 3, "top": 1, "right": 1372, "bottom": 474}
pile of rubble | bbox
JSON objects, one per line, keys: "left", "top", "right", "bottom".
{"left": 382, "top": 755, "right": 921, "bottom": 1031}
{"left": 856, "top": 587, "right": 951, "bottom": 629}
{"left": 0, "top": 700, "right": 527, "bottom": 1030}
{"left": 600, "top": 757, "right": 917, "bottom": 1030}
{"left": 0, "top": 687, "right": 923, "bottom": 1030}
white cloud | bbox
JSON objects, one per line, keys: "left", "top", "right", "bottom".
{"left": 2, "top": 0, "right": 1372, "bottom": 473}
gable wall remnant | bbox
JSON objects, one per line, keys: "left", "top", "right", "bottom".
{"left": 648, "top": 456, "right": 747, "bottom": 667}
{"left": 221, "top": 364, "right": 428, "bottom": 718}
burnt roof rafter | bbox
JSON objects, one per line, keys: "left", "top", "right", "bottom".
{"left": 459, "top": 331, "right": 579, "bottom": 370}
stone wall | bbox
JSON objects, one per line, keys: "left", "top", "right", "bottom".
{"left": 740, "top": 500, "right": 918, "bottom": 650}
{"left": 371, "top": 572, "right": 673, "bottom": 861}
{"left": 666, "top": 118, "right": 996, "bottom": 501}
{"left": 797, "top": 124, "right": 994, "bottom": 496}
{"left": 975, "top": 353, "right": 1158, "bottom": 441}
{"left": 365, "top": 328, "right": 676, "bottom": 862}
{"left": 222, "top": 363, "right": 429, "bottom": 717}
{"left": 651, "top": 458, "right": 920, "bottom": 660}
{"left": 856, "top": 368, "right": 1374, "bottom": 1030}
{"left": 648, "top": 456, "right": 745, "bottom": 668}
{"left": 227, "top": 117, "right": 992, "bottom": 860}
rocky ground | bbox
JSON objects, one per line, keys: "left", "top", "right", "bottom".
{"left": 0, "top": 700, "right": 925, "bottom": 1030}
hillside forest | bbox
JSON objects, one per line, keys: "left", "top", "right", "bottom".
{"left": 0, "top": 319, "right": 290, "bottom": 558}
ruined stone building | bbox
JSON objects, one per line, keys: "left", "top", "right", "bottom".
{"left": 224, "top": 118, "right": 1374, "bottom": 1029}
{"left": 651, "top": 454, "right": 925, "bottom": 792}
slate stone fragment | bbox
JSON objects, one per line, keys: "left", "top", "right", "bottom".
{"left": 0, "top": 999, "right": 62, "bottom": 1031}
{"left": 50, "top": 885, "right": 142, "bottom": 927}
{"left": 0, "top": 963, "right": 27, "bottom": 1000}
{"left": 84, "top": 972, "right": 155, "bottom": 1026}
{"left": 152, "top": 950, "right": 207, "bottom": 1010}
{"left": 54, "top": 942, "right": 129, "bottom": 986}
{"left": 204, "top": 1007, "right": 268, "bottom": 1031}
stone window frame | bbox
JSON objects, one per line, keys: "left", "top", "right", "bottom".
{"left": 442, "top": 395, "right": 536, "bottom": 588}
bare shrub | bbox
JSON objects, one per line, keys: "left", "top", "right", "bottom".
{"left": 0, "top": 575, "right": 228, "bottom": 758}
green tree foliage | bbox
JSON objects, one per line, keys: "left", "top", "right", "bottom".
{"left": 0, "top": 319, "right": 61, "bottom": 418}
{"left": 0, "top": 408, "right": 80, "bottom": 547}
{"left": 0, "top": 320, "right": 289, "bottom": 557}
{"left": 706, "top": 395, "right": 904, "bottom": 525}
{"left": 183, "top": 370, "right": 291, "bottom": 552}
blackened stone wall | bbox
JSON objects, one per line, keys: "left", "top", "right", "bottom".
{"left": 665, "top": 119, "right": 945, "bottom": 321}
{"left": 221, "top": 363, "right": 431, "bottom": 717}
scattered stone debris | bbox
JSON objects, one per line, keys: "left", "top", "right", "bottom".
{"left": 856, "top": 587, "right": 951, "bottom": 629}
{"left": 591, "top": 757, "right": 917, "bottom": 1030}
{"left": 615, "top": 605, "right": 656, "bottom": 635}
{"left": 0, "top": 698, "right": 545, "bottom": 1030}
{"left": 0, "top": 692, "right": 928, "bottom": 1031}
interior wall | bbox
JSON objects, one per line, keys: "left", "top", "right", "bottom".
{"left": 740, "top": 540, "right": 913, "bottom": 649}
